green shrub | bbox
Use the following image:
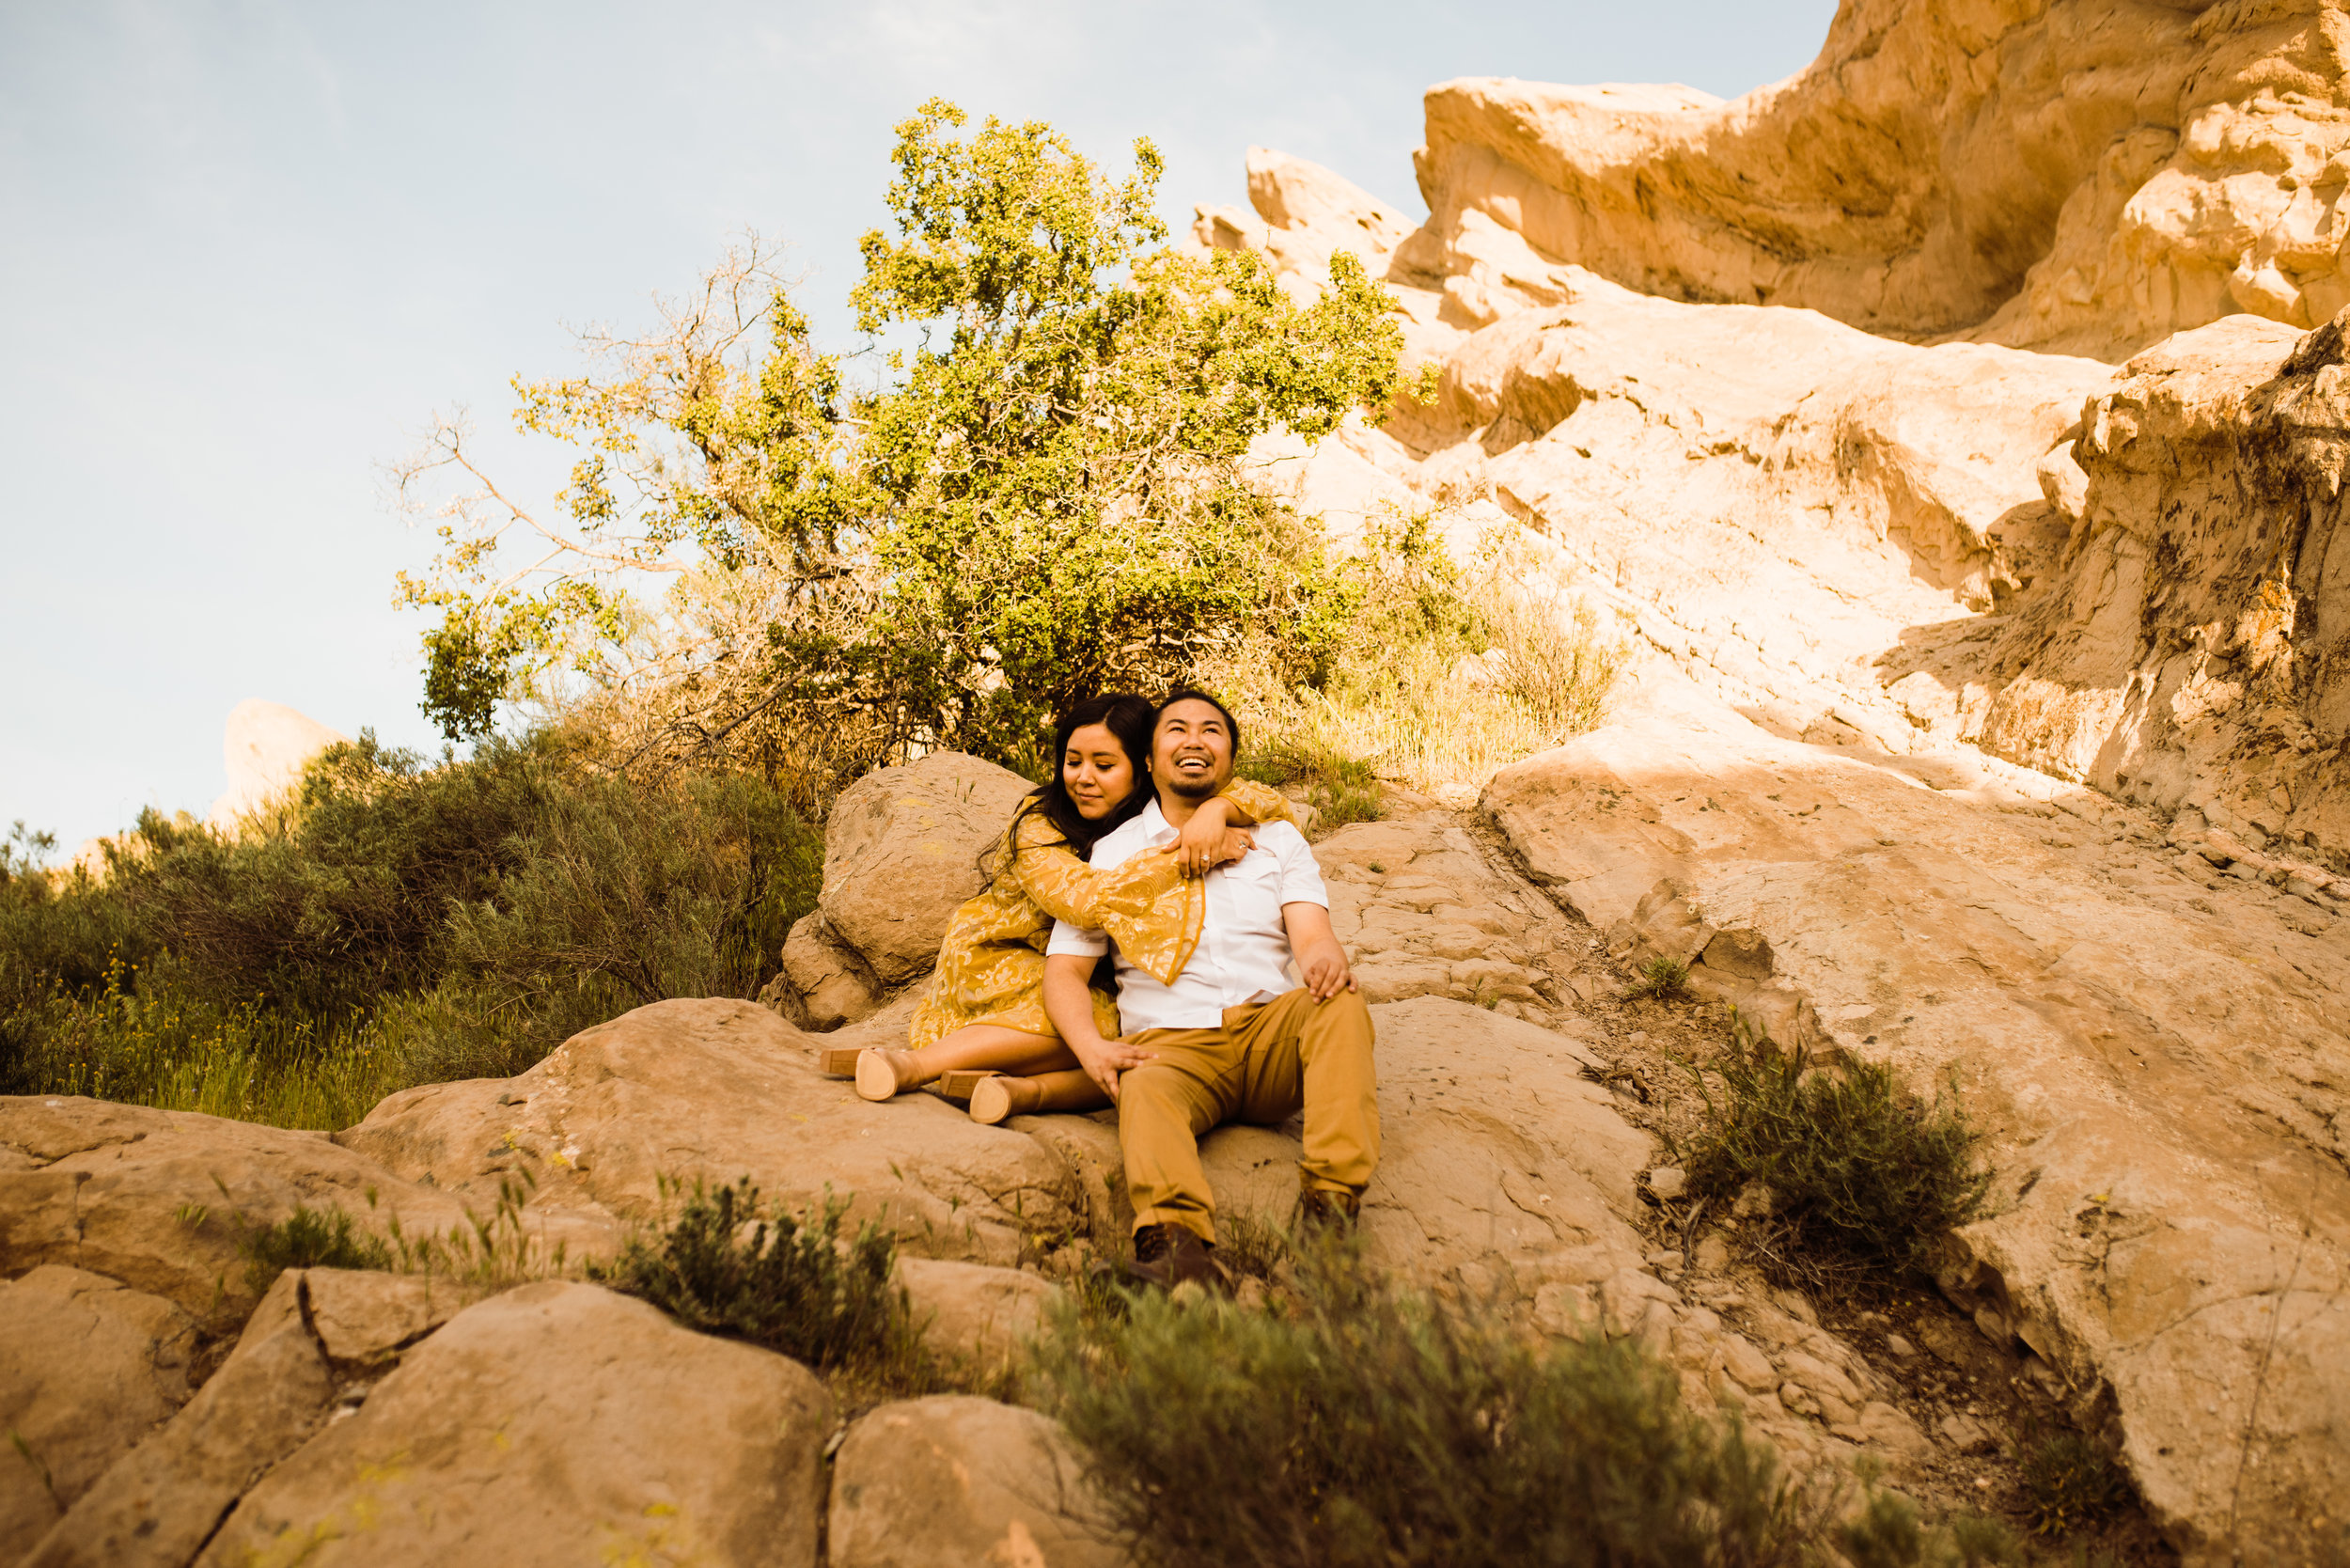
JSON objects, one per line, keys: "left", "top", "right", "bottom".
{"left": 2015, "top": 1428, "right": 2132, "bottom": 1538}
{"left": 0, "top": 737, "right": 821, "bottom": 1130}
{"left": 1035, "top": 1248, "right": 1809, "bottom": 1568}
{"left": 1678, "top": 1030, "right": 1994, "bottom": 1290}
{"left": 446, "top": 766, "right": 816, "bottom": 1015}
{"left": 1837, "top": 1481, "right": 2026, "bottom": 1567}
{"left": 592, "top": 1179, "right": 926, "bottom": 1393}
{"left": 11, "top": 955, "right": 404, "bottom": 1129}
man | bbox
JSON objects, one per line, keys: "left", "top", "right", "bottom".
{"left": 1042, "top": 690, "right": 1380, "bottom": 1290}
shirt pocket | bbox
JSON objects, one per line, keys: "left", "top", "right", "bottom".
{"left": 1218, "top": 850, "right": 1283, "bottom": 892}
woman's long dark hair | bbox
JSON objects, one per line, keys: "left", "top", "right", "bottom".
{"left": 1013, "top": 693, "right": 1157, "bottom": 862}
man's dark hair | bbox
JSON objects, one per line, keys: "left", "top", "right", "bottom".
{"left": 1005, "top": 692, "right": 1157, "bottom": 865}
{"left": 1154, "top": 688, "right": 1242, "bottom": 761}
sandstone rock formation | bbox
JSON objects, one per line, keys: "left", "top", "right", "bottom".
{"left": 828, "top": 1396, "right": 1123, "bottom": 1568}
{"left": 195, "top": 1281, "right": 834, "bottom": 1568}
{"left": 771, "top": 750, "right": 1035, "bottom": 1029}
{"left": 6, "top": 745, "right": 2104, "bottom": 1561}
{"left": 0, "top": 1267, "right": 193, "bottom": 1550}
{"left": 208, "top": 699, "right": 346, "bottom": 829}
{"left": 1394, "top": 2, "right": 2350, "bottom": 357}
{"left": 1192, "top": 19, "right": 2350, "bottom": 1556}
{"left": 1486, "top": 685, "right": 2350, "bottom": 1553}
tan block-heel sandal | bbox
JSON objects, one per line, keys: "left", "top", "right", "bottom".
{"left": 935, "top": 1070, "right": 995, "bottom": 1103}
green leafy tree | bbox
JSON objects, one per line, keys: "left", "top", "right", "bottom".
{"left": 394, "top": 100, "right": 1405, "bottom": 771}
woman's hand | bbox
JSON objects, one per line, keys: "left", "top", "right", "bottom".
{"left": 1170, "top": 796, "right": 1241, "bottom": 878}
{"left": 1071, "top": 1034, "right": 1156, "bottom": 1102}
{"left": 1212, "top": 826, "right": 1256, "bottom": 868}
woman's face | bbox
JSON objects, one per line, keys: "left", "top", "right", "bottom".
{"left": 1063, "top": 722, "right": 1138, "bottom": 820}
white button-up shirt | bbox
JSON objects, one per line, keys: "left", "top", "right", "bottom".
{"left": 1046, "top": 795, "right": 1330, "bottom": 1034}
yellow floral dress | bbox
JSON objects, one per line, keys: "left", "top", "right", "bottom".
{"left": 907, "top": 780, "right": 1297, "bottom": 1050}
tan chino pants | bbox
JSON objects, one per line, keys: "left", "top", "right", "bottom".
{"left": 1118, "top": 986, "right": 1379, "bottom": 1243}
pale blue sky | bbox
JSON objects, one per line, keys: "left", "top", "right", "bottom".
{"left": 1, "top": 0, "right": 1834, "bottom": 853}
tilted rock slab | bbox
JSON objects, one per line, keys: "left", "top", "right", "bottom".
{"left": 24, "top": 1267, "right": 468, "bottom": 1568}
{"left": 0, "top": 1096, "right": 536, "bottom": 1323}
{"left": 340, "top": 997, "right": 1091, "bottom": 1268}
{"left": 1903, "top": 309, "right": 2350, "bottom": 879}
{"left": 1485, "top": 692, "right": 2350, "bottom": 1562}
{"left": 191, "top": 1280, "right": 832, "bottom": 1568}
{"left": 0, "top": 1266, "right": 194, "bottom": 1556}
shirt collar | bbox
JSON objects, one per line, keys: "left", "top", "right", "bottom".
{"left": 1136, "top": 795, "right": 1177, "bottom": 847}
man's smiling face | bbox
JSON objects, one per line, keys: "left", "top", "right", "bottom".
{"left": 1152, "top": 698, "right": 1234, "bottom": 802}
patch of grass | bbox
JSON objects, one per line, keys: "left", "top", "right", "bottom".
{"left": 592, "top": 1178, "right": 935, "bottom": 1402}
{"left": 2015, "top": 1427, "right": 2132, "bottom": 1539}
{"left": 238, "top": 1201, "right": 394, "bottom": 1297}
{"left": 1035, "top": 1245, "right": 1813, "bottom": 1568}
{"left": 1206, "top": 515, "right": 1629, "bottom": 804}
{"left": 1676, "top": 1027, "right": 1995, "bottom": 1291}
{"left": 1628, "top": 953, "right": 1691, "bottom": 1001}
{"left": 1237, "top": 737, "right": 1383, "bottom": 832}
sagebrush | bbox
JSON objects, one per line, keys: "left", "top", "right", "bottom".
{"left": 1, "top": 733, "right": 820, "bottom": 1126}
{"left": 592, "top": 1177, "right": 935, "bottom": 1403}
{"left": 1677, "top": 1027, "right": 1994, "bottom": 1289}
{"left": 1035, "top": 1245, "right": 1810, "bottom": 1568}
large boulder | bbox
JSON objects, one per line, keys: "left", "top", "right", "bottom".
{"left": 0, "top": 1267, "right": 194, "bottom": 1557}
{"left": 0, "top": 1097, "right": 539, "bottom": 1322}
{"left": 27, "top": 1270, "right": 341, "bottom": 1568}
{"left": 191, "top": 1281, "right": 833, "bottom": 1568}
{"left": 828, "top": 1396, "right": 1126, "bottom": 1568}
{"left": 777, "top": 751, "right": 1034, "bottom": 1028}
{"left": 1483, "top": 689, "right": 2350, "bottom": 1561}
{"left": 338, "top": 998, "right": 1089, "bottom": 1269}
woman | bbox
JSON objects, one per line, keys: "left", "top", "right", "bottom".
{"left": 837, "top": 692, "right": 1293, "bottom": 1123}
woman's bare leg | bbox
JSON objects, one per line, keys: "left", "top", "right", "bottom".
{"left": 855, "top": 1025, "right": 1079, "bottom": 1101}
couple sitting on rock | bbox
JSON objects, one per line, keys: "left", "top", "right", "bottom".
{"left": 835, "top": 690, "right": 1379, "bottom": 1291}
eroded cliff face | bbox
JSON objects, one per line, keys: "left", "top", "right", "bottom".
{"left": 1946, "top": 310, "right": 2350, "bottom": 863}
{"left": 1395, "top": 0, "right": 2350, "bottom": 358}
{"left": 1193, "top": 16, "right": 2350, "bottom": 1559}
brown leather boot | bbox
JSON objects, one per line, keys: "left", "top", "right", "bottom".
{"left": 1125, "top": 1223, "right": 1232, "bottom": 1294}
{"left": 854, "top": 1048, "right": 932, "bottom": 1102}
{"left": 1298, "top": 1187, "right": 1363, "bottom": 1234}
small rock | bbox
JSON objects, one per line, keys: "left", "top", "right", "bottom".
{"left": 1833, "top": 1402, "right": 1932, "bottom": 1456}
{"left": 1693, "top": 1233, "right": 1732, "bottom": 1273}
{"left": 1884, "top": 1333, "right": 1919, "bottom": 1358}
{"left": 1718, "top": 1332, "right": 1778, "bottom": 1393}
{"left": 1939, "top": 1412, "right": 1998, "bottom": 1454}
{"left": 1645, "top": 1248, "right": 1685, "bottom": 1274}
{"left": 1647, "top": 1166, "right": 1688, "bottom": 1201}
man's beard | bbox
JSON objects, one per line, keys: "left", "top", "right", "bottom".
{"left": 1162, "top": 767, "right": 1225, "bottom": 801}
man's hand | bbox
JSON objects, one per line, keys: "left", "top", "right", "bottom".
{"left": 1283, "top": 902, "right": 1356, "bottom": 1001}
{"left": 1042, "top": 951, "right": 1152, "bottom": 1100}
{"left": 1070, "top": 1033, "right": 1156, "bottom": 1102}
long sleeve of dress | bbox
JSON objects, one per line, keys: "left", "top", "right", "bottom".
{"left": 1008, "top": 776, "right": 1299, "bottom": 986}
